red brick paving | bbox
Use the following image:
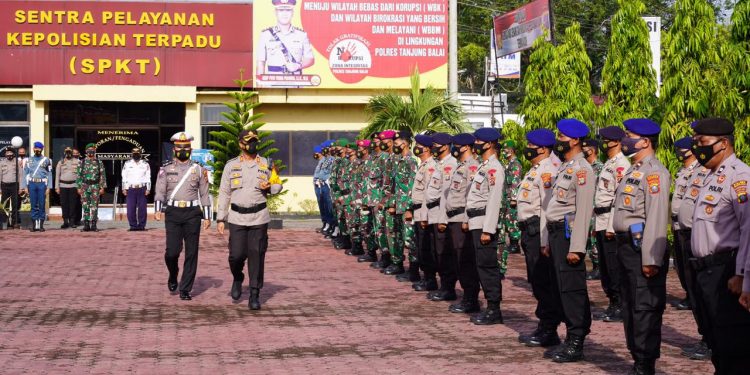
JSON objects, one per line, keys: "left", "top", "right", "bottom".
{"left": 0, "top": 227, "right": 713, "bottom": 374}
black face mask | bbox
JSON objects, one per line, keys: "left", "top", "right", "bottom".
{"left": 474, "top": 143, "right": 487, "bottom": 155}
{"left": 6, "top": 155, "right": 13, "bottom": 161}
{"left": 583, "top": 149, "right": 594, "bottom": 159}
{"left": 621, "top": 137, "right": 643, "bottom": 157}
{"left": 451, "top": 146, "right": 464, "bottom": 158}
{"left": 72, "top": 154, "right": 79, "bottom": 159}
{"left": 175, "top": 150, "right": 191, "bottom": 161}
{"left": 392, "top": 145, "right": 403, "bottom": 154}
{"left": 379, "top": 142, "right": 390, "bottom": 151}
{"left": 431, "top": 145, "right": 444, "bottom": 157}
{"left": 693, "top": 139, "right": 725, "bottom": 166}
{"left": 65, "top": 152, "right": 72, "bottom": 159}
{"left": 675, "top": 149, "right": 690, "bottom": 162}
{"left": 314, "top": 154, "right": 321, "bottom": 160}
{"left": 356, "top": 151, "right": 365, "bottom": 159}
{"left": 18, "top": 153, "right": 26, "bottom": 158}
{"left": 132, "top": 153, "right": 141, "bottom": 160}
{"left": 599, "top": 141, "right": 614, "bottom": 154}
{"left": 523, "top": 146, "right": 542, "bottom": 161}
{"left": 34, "top": 150, "right": 42, "bottom": 156}
{"left": 554, "top": 140, "right": 571, "bottom": 157}
{"left": 413, "top": 146, "right": 423, "bottom": 156}
{"left": 86, "top": 150, "right": 95, "bottom": 157}
{"left": 241, "top": 142, "right": 258, "bottom": 155}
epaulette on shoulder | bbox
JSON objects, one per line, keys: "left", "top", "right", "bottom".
{"left": 162, "top": 160, "right": 173, "bottom": 167}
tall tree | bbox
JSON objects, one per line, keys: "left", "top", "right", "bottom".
{"left": 458, "top": 43, "right": 487, "bottom": 93}
{"left": 659, "top": 0, "right": 720, "bottom": 172}
{"left": 517, "top": 32, "right": 557, "bottom": 132}
{"left": 359, "top": 70, "right": 470, "bottom": 137}
{"left": 598, "top": 0, "right": 658, "bottom": 128}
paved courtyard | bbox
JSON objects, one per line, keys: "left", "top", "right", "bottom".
{"left": 0, "top": 224, "right": 712, "bottom": 374}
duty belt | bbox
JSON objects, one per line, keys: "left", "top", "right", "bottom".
{"left": 411, "top": 203, "right": 423, "bottom": 211}
{"left": 546, "top": 221, "right": 566, "bottom": 231}
{"left": 466, "top": 208, "right": 486, "bottom": 218}
{"left": 671, "top": 215, "right": 679, "bottom": 222}
{"left": 1, "top": 182, "right": 17, "bottom": 186}
{"left": 614, "top": 231, "right": 631, "bottom": 241}
{"left": 446, "top": 207, "right": 465, "bottom": 218}
{"left": 518, "top": 216, "right": 540, "bottom": 231}
{"left": 231, "top": 202, "right": 267, "bottom": 214}
{"left": 167, "top": 199, "right": 200, "bottom": 208}
{"left": 30, "top": 178, "right": 46, "bottom": 183}
{"left": 689, "top": 250, "right": 737, "bottom": 272}
{"left": 60, "top": 179, "right": 76, "bottom": 184}
{"left": 426, "top": 199, "right": 441, "bottom": 209}
{"left": 128, "top": 184, "right": 146, "bottom": 189}
{"left": 594, "top": 206, "right": 611, "bottom": 215}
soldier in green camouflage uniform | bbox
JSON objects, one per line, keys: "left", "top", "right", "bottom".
{"left": 383, "top": 130, "right": 417, "bottom": 275}
{"left": 498, "top": 140, "right": 523, "bottom": 276}
{"left": 343, "top": 141, "right": 367, "bottom": 256}
{"left": 357, "top": 134, "right": 382, "bottom": 263}
{"left": 329, "top": 139, "right": 351, "bottom": 249}
{"left": 76, "top": 143, "right": 107, "bottom": 232}
{"left": 583, "top": 139, "right": 603, "bottom": 280}
{"left": 370, "top": 131, "right": 395, "bottom": 269}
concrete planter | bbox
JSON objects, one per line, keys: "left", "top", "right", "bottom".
{"left": 269, "top": 218, "right": 283, "bottom": 230}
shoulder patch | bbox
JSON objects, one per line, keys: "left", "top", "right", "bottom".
{"left": 733, "top": 180, "right": 747, "bottom": 204}
{"left": 542, "top": 173, "right": 552, "bottom": 188}
{"left": 647, "top": 174, "right": 660, "bottom": 194}
{"left": 576, "top": 170, "right": 586, "bottom": 185}
{"left": 162, "top": 161, "right": 173, "bottom": 167}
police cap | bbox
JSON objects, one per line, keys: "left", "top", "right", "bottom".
{"left": 623, "top": 118, "right": 660, "bottom": 136}
{"left": 556, "top": 119, "right": 590, "bottom": 139}
{"left": 473, "top": 128, "right": 501, "bottom": 143}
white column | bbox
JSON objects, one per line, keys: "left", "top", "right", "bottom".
{"left": 449, "top": 0, "right": 458, "bottom": 95}
{"left": 29, "top": 100, "right": 46, "bottom": 147}
{"left": 185, "top": 102, "right": 201, "bottom": 148}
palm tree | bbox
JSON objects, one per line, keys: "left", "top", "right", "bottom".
{"left": 359, "top": 69, "right": 470, "bottom": 138}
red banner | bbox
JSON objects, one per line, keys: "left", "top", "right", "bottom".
{"left": 493, "top": 0, "right": 551, "bottom": 57}
{"left": 0, "top": 1, "right": 253, "bottom": 87}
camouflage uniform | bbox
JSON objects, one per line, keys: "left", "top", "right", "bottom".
{"left": 388, "top": 153, "right": 418, "bottom": 266}
{"left": 370, "top": 152, "right": 391, "bottom": 257}
{"left": 498, "top": 155, "right": 522, "bottom": 275}
{"left": 344, "top": 155, "right": 365, "bottom": 247}
{"left": 358, "top": 153, "right": 379, "bottom": 253}
{"left": 76, "top": 157, "right": 107, "bottom": 222}
{"left": 332, "top": 155, "right": 351, "bottom": 238}
{"left": 587, "top": 159, "right": 604, "bottom": 267}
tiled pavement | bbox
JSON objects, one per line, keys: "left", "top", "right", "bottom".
{"left": 0, "top": 225, "right": 713, "bottom": 374}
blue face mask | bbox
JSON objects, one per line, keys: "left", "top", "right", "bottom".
{"left": 620, "top": 136, "right": 644, "bottom": 156}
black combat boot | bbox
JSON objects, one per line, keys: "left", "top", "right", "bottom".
{"left": 90, "top": 220, "right": 98, "bottom": 232}
{"left": 38, "top": 220, "right": 45, "bottom": 232}
{"left": 518, "top": 326, "right": 544, "bottom": 344}
{"left": 470, "top": 301, "right": 503, "bottom": 325}
{"left": 603, "top": 296, "right": 623, "bottom": 322}
{"left": 29, "top": 219, "right": 38, "bottom": 232}
{"left": 586, "top": 265, "right": 601, "bottom": 280}
{"left": 383, "top": 263, "right": 405, "bottom": 275}
{"left": 413, "top": 278, "right": 438, "bottom": 291}
{"left": 552, "top": 334, "right": 585, "bottom": 363}
{"left": 61, "top": 218, "right": 70, "bottom": 229}
{"left": 507, "top": 239, "right": 520, "bottom": 254}
{"left": 428, "top": 288, "right": 457, "bottom": 301}
{"left": 81, "top": 220, "right": 91, "bottom": 232}
{"left": 357, "top": 249, "right": 378, "bottom": 263}
{"left": 450, "top": 298, "right": 480, "bottom": 314}
{"left": 249, "top": 288, "right": 261, "bottom": 310}
{"left": 231, "top": 279, "right": 243, "bottom": 301}
{"left": 628, "top": 359, "right": 656, "bottom": 375}
{"left": 526, "top": 328, "right": 562, "bottom": 347}
{"left": 396, "top": 262, "right": 420, "bottom": 282}
{"left": 340, "top": 235, "right": 352, "bottom": 250}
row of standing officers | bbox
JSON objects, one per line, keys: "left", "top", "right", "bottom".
{"left": 312, "top": 117, "right": 749, "bottom": 375}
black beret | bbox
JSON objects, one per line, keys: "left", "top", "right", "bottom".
{"left": 598, "top": 126, "right": 626, "bottom": 141}
{"left": 395, "top": 129, "right": 413, "bottom": 141}
{"left": 692, "top": 117, "right": 734, "bottom": 136}
{"left": 582, "top": 138, "right": 600, "bottom": 149}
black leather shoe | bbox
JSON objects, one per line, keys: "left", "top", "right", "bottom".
{"left": 429, "top": 290, "right": 457, "bottom": 301}
{"left": 249, "top": 288, "right": 261, "bottom": 310}
{"left": 61, "top": 220, "right": 70, "bottom": 229}
{"left": 470, "top": 303, "right": 503, "bottom": 325}
{"left": 384, "top": 264, "right": 405, "bottom": 275}
{"left": 38, "top": 221, "right": 45, "bottom": 232}
{"left": 81, "top": 220, "right": 90, "bottom": 232}
{"left": 628, "top": 360, "right": 655, "bottom": 375}
{"left": 179, "top": 291, "right": 192, "bottom": 300}
{"left": 543, "top": 344, "right": 566, "bottom": 359}
{"left": 395, "top": 272, "right": 414, "bottom": 282}
{"left": 675, "top": 298, "right": 691, "bottom": 310}
{"left": 370, "top": 260, "right": 384, "bottom": 269}
{"left": 413, "top": 279, "right": 438, "bottom": 291}
{"left": 507, "top": 240, "right": 520, "bottom": 254}
{"left": 168, "top": 280, "right": 178, "bottom": 292}
{"left": 688, "top": 341, "right": 711, "bottom": 361}
{"left": 603, "top": 304, "right": 623, "bottom": 322}
{"left": 519, "top": 327, "right": 543, "bottom": 344}
{"left": 231, "top": 279, "right": 243, "bottom": 301}
{"left": 348, "top": 244, "right": 365, "bottom": 256}
{"left": 551, "top": 335, "right": 584, "bottom": 363}
{"left": 593, "top": 303, "right": 614, "bottom": 321}
{"left": 357, "top": 252, "right": 377, "bottom": 263}
{"left": 527, "top": 329, "right": 562, "bottom": 348}
{"left": 586, "top": 268, "right": 600, "bottom": 280}
{"left": 90, "top": 220, "right": 98, "bottom": 232}
{"left": 450, "top": 300, "right": 480, "bottom": 314}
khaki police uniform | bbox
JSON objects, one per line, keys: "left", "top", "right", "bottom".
{"left": 257, "top": 25, "right": 313, "bottom": 74}
{"left": 0, "top": 156, "right": 24, "bottom": 226}
{"left": 56, "top": 157, "right": 81, "bottom": 225}
{"left": 425, "top": 154, "right": 458, "bottom": 294}
{"left": 612, "top": 155, "right": 671, "bottom": 364}
{"left": 411, "top": 157, "right": 437, "bottom": 285}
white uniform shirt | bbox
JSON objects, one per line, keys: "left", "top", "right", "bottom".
{"left": 121, "top": 159, "right": 152, "bottom": 190}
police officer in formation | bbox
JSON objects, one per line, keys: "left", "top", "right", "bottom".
{"left": 592, "top": 126, "right": 630, "bottom": 322}
{"left": 55, "top": 147, "right": 81, "bottom": 229}
{"left": 122, "top": 147, "right": 151, "bottom": 231}
{"left": 25, "top": 141, "right": 52, "bottom": 232}
{"left": 154, "top": 132, "right": 212, "bottom": 301}
{"left": 0, "top": 146, "right": 24, "bottom": 228}
{"left": 689, "top": 118, "right": 750, "bottom": 375}
{"left": 672, "top": 135, "right": 711, "bottom": 360}
{"left": 582, "top": 138, "right": 602, "bottom": 280}
{"left": 403, "top": 133, "right": 437, "bottom": 285}
{"left": 76, "top": 143, "right": 107, "bottom": 232}
{"left": 216, "top": 129, "right": 283, "bottom": 310}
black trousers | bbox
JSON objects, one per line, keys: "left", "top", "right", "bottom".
{"left": 521, "top": 218, "right": 563, "bottom": 330}
{"left": 595, "top": 230, "right": 622, "bottom": 300}
{"left": 448, "top": 222, "right": 479, "bottom": 301}
{"left": 1, "top": 182, "right": 20, "bottom": 225}
{"left": 431, "top": 224, "right": 457, "bottom": 291}
{"left": 228, "top": 223, "right": 269, "bottom": 289}
{"left": 673, "top": 227, "right": 689, "bottom": 294}
{"left": 691, "top": 252, "right": 750, "bottom": 375}
{"left": 59, "top": 187, "right": 79, "bottom": 221}
{"left": 616, "top": 233, "right": 667, "bottom": 361}
{"left": 75, "top": 195, "right": 83, "bottom": 224}
{"left": 471, "top": 229, "right": 502, "bottom": 303}
{"left": 417, "top": 223, "right": 436, "bottom": 281}
{"left": 548, "top": 225, "right": 591, "bottom": 338}
{"left": 164, "top": 207, "right": 202, "bottom": 293}
{"left": 676, "top": 229, "right": 706, "bottom": 338}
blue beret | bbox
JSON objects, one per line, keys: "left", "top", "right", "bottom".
{"left": 321, "top": 140, "right": 333, "bottom": 148}
{"left": 313, "top": 145, "right": 323, "bottom": 153}
{"left": 474, "top": 128, "right": 501, "bottom": 142}
{"left": 598, "top": 126, "right": 626, "bottom": 141}
{"left": 33, "top": 141, "right": 44, "bottom": 149}
{"left": 623, "top": 118, "right": 660, "bottom": 136}
{"left": 415, "top": 134, "right": 433, "bottom": 147}
{"left": 556, "top": 119, "right": 590, "bottom": 139}
{"left": 431, "top": 132, "right": 452, "bottom": 145}
{"left": 525, "top": 129, "right": 555, "bottom": 147}
{"left": 451, "top": 133, "right": 475, "bottom": 146}
{"left": 674, "top": 136, "right": 693, "bottom": 150}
